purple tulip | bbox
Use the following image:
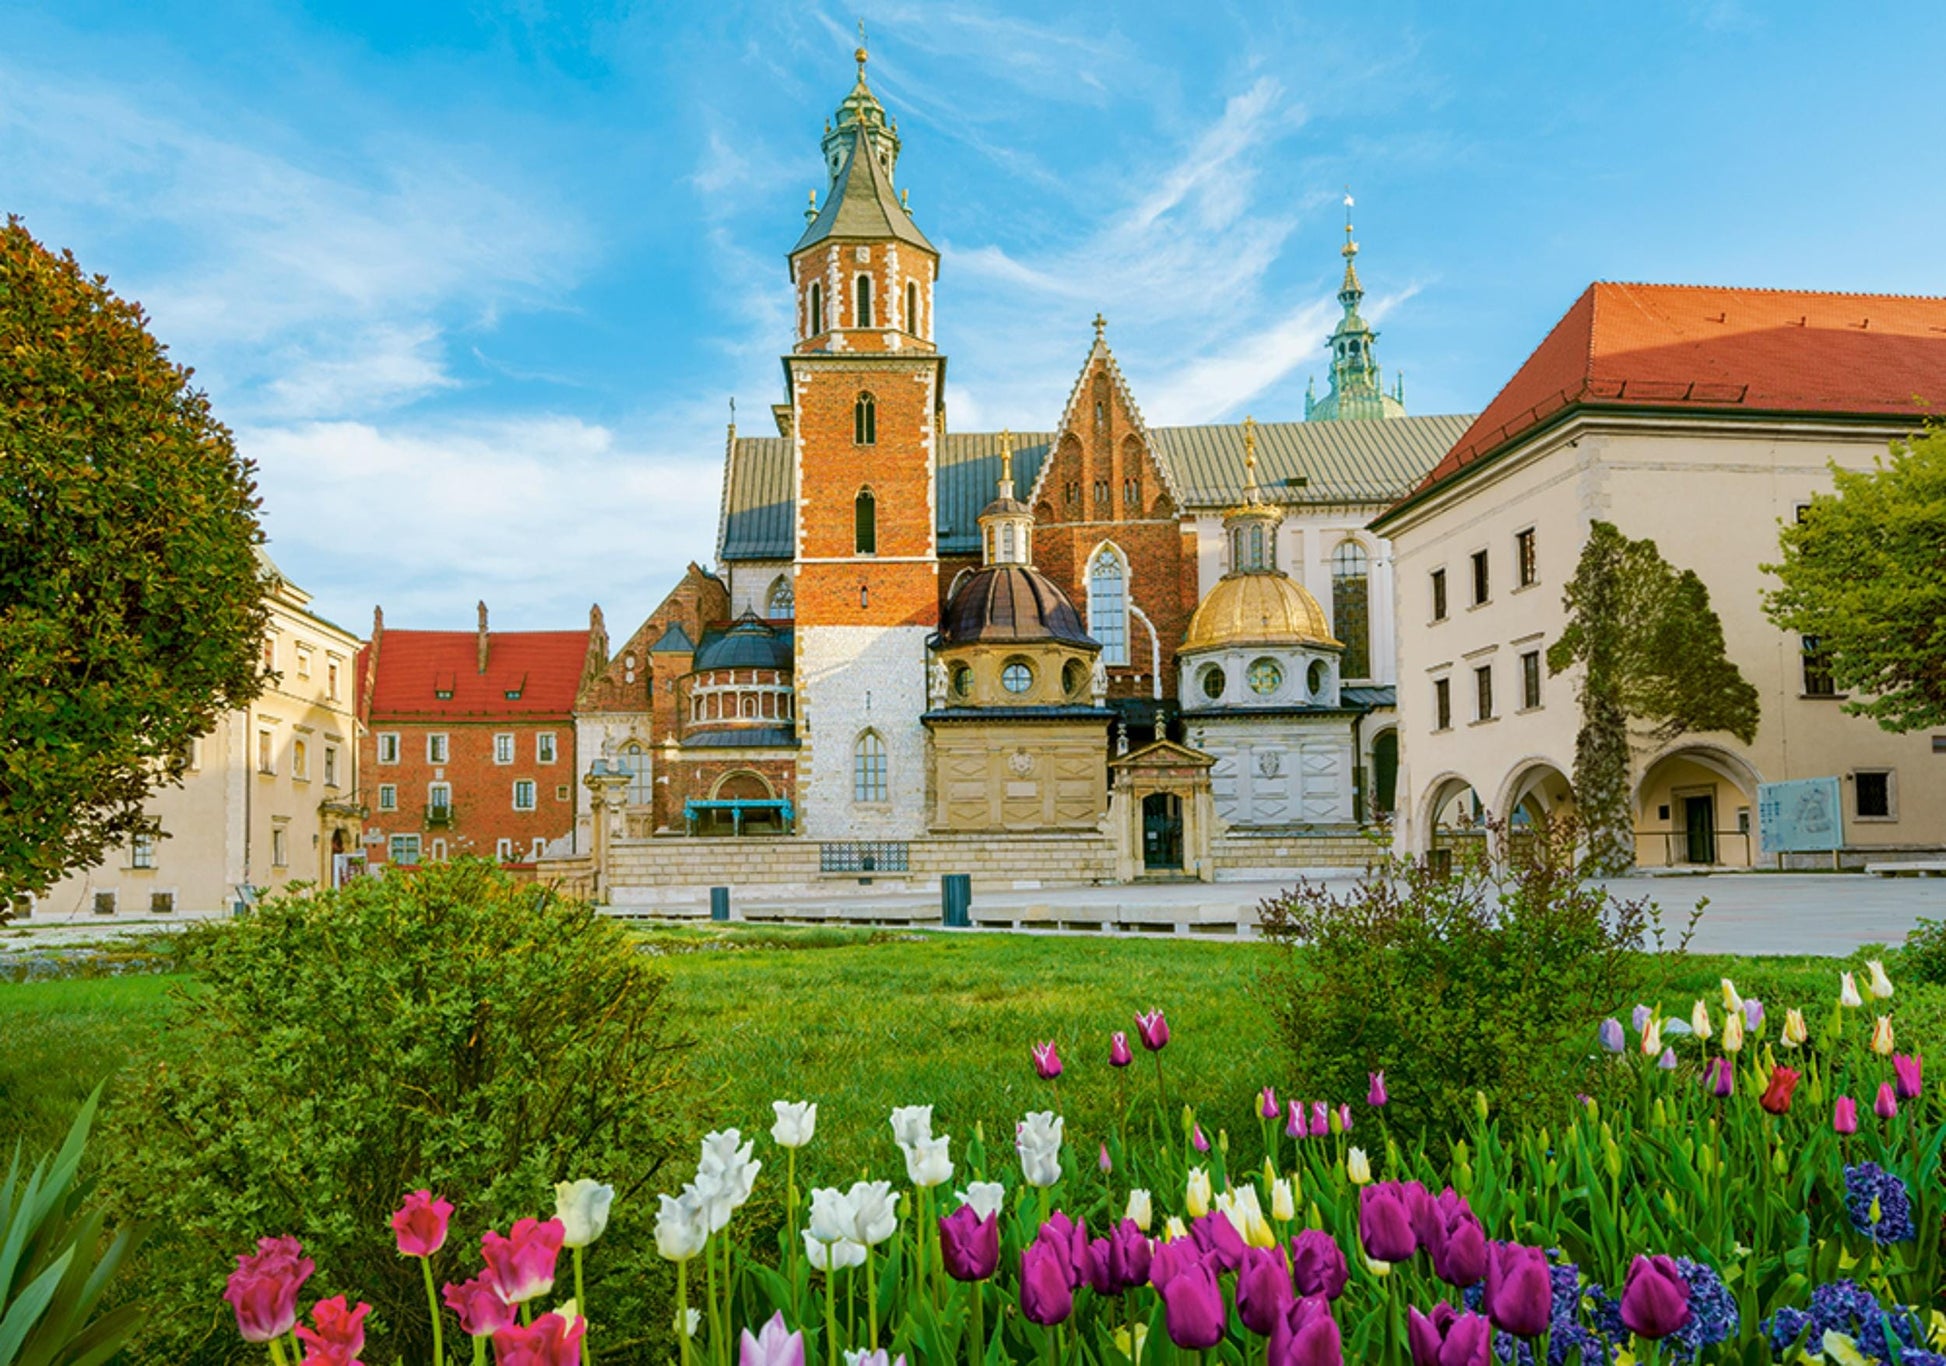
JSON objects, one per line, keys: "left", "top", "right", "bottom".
{"left": 1408, "top": 1303, "right": 1491, "bottom": 1366}
{"left": 1149, "top": 1237, "right": 1200, "bottom": 1292}
{"left": 1430, "top": 1196, "right": 1487, "bottom": 1288}
{"left": 1269, "top": 1294, "right": 1343, "bottom": 1366}
{"left": 1657, "top": 1047, "right": 1678, "bottom": 1071}
{"left": 1743, "top": 999, "right": 1765, "bottom": 1032}
{"left": 1309, "top": 1101, "right": 1328, "bottom": 1136}
{"left": 1019, "top": 1241, "right": 1072, "bottom": 1325}
{"left": 1158, "top": 1256, "right": 1226, "bottom": 1349}
{"left": 1190, "top": 1211, "right": 1246, "bottom": 1273}
{"left": 1402, "top": 1182, "right": 1438, "bottom": 1251}
{"left": 1289, "top": 1229, "right": 1349, "bottom": 1300}
{"left": 1597, "top": 1019, "right": 1626, "bottom": 1054}
{"left": 1893, "top": 1053, "right": 1923, "bottom": 1101}
{"left": 1031, "top": 1041, "right": 1062, "bottom": 1081}
{"left": 1236, "top": 1244, "right": 1295, "bottom": 1336}
{"left": 1619, "top": 1254, "right": 1693, "bottom": 1339}
{"left": 1286, "top": 1102, "right": 1305, "bottom": 1139}
{"left": 1036, "top": 1211, "right": 1087, "bottom": 1290}
{"left": 1834, "top": 1096, "right": 1859, "bottom": 1134}
{"left": 738, "top": 1311, "right": 806, "bottom": 1366}
{"left": 1336, "top": 1104, "right": 1354, "bottom": 1134}
{"left": 1192, "top": 1123, "right": 1210, "bottom": 1153}
{"left": 1875, "top": 1081, "right": 1898, "bottom": 1120}
{"left": 1107, "top": 1218, "right": 1152, "bottom": 1291}
{"left": 1368, "top": 1070, "right": 1390, "bottom": 1106}
{"left": 1358, "top": 1184, "right": 1418, "bottom": 1263}
{"left": 1260, "top": 1086, "right": 1281, "bottom": 1119}
{"left": 1632, "top": 1003, "right": 1653, "bottom": 1033}
{"left": 1484, "top": 1242, "right": 1552, "bottom": 1339}
{"left": 1082, "top": 1238, "right": 1119, "bottom": 1298}
{"left": 1099, "top": 1143, "right": 1112, "bottom": 1175}
{"left": 1135, "top": 1009, "right": 1170, "bottom": 1052}
{"left": 938, "top": 1205, "right": 999, "bottom": 1282}
{"left": 1109, "top": 1032, "right": 1133, "bottom": 1067}
{"left": 1705, "top": 1057, "right": 1734, "bottom": 1099}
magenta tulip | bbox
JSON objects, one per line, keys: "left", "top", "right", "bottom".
{"left": 1099, "top": 1142, "right": 1113, "bottom": 1174}
{"left": 1309, "top": 1101, "right": 1329, "bottom": 1136}
{"left": 1484, "top": 1242, "right": 1552, "bottom": 1339}
{"left": 1269, "top": 1294, "right": 1344, "bottom": 1366}
{"left": 1893, "top": 1053, "right": 1923, "bottom": 1101}
{"left": 223, "top": 1235, "right": 315, "bottom": 1343}
{"left": 1108, "top": 1218, "right": 1152, "bottom": 1290}
{"left": 1159, "top": 1256, "right": 1226, "bottom": 1349}
{"left": 1110, "top": 1031, "right": 1133, "bottom": 1067}
{"left": 1706, "top": 1057, "right": 1734, "bottom": 1099}
{"left": 1286, "top": 1102, "right": 1305, "bottom": 1139}
{"left": 1082, "top": 1237, "right": 1119, "bottom": 1298}
{"left": 1260, "top": 1086, "right": 1281, "bottom": 1119}
{"left": 1236, "top": 1244, "right": 1296, "bottom": 1336}
{"left": 939, "top": 1205, "right": 1000, "bottom": 1282}
{"left": 1875, "top": 1082, "right": 1898, "bottom": 1119}
{"left": 391, "top": 1189, "right": 454, "bottom": 1258}
{"left": 1408, "top": 1303, "right": 1490, "bottom": 1366}
{"left": 1289, "top": 1229, "right": 1349, "bottom": 1300}
{"left": 1136, "top": 1009, "right": 1170, "bottom": 1051}
{"left": 1020, "top": 1241, "right": 1074, "bottom": 1325}
{"left": 1368, "top": 1071, "right": 1389, "bottom": 1107}
{"left": 1149, "top": 1236, "right": 1201, "bottom": 1292}
{"left": 1037, "top": 1211, "right": 1088, "bottom": 1289}
{"left": 1192, "top": 1123, "right": 1210, "bottom": 1153}
{"left": 1336, "top": 1103, "right": 1354, "bottom": 1134}
{"left": 442, "top": 1272, "right": 517, "bottom": 1338}
{"left": 480, "top": 1218, "right": 565, "bottom": 1305}
{"left": 492, "top": 1310, "right": 585, "bottom": 1366}
{"left": 1401, "top": 1182, "right": 1438, "bottom": 1250}
{"left": 1834, "top": 1096, "right": 1859, "bottom": 1134}
{"left": 294, "top": 1295, "right": 370, "bottom": 1363}
{"left": 1032, "top": 1041, "right": 1063, "bottom": 1080}
{"left": 1190, "top": 1210, "right": 1246, "bottom": 1273}
{"left": 1619, "top": 1255, "right": 1692, "bottom": 1339}
{"left": 1359, "top": 1184, "right": 1418, "bottom": 1263}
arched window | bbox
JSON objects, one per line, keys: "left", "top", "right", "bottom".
{"left": 1331, "top": 540, "right": 1371, "bottom": 679}
{"left": 620, "top": 742, "right": 650, "bottom": 805}
{"left": 905, "top": 280, "right": 918, "bottom": 334}
{"left": 808, "top": 281, "right": 823, "bottom": 336}
{"left": 854, "top": 392, "right": 876, "bottom": 445}
{"left": 854, "top": 488, "right": 877, "bottom": 555}
{"left": 855, "top": 274, "right": 874, "bottom": 328}
{"left": 740, "top": 695, "right": 757, "bottom": 718}
{"left": 1249, "top": 525, "right": 1265, "bottom": 569}
{"left": 767, "top": 575, "right": 795, "bottom": 619}
{"left": 1001, "top": 523, "right": 1015, "bottom": 560}
{"left": 853, "top": 730, "right": 888, "bottom": 803}
{"left": 1087, "top": 545, "right": 1128, "bottom": 666}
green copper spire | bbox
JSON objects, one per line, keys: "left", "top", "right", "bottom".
{"left": 1306, "top": 194, "right": 1406, "bottom": 423}
{"left": 794, "top": 30, "right": 934, "bottom": 256}
{"left": 820, "top": 25, "right": 901, "bottom": 188}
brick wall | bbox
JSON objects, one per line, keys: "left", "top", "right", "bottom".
{"left": 361, "top": 718, "right": 577, "bottom": 864}
{"left": 790, "top": 242, "right": 937, "bottom": 356}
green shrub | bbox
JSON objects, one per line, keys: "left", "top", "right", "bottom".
{"left": 107, "top": 859, "right": 689, "bottom": 1364}
{"left": 1895, "top": 916, "right": 1946, "bottom": 985}
{"left": 1257, "top": 815, "right": 1694, "bottom": 1137}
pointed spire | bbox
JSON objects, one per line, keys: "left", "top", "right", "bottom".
{"left": 1339, "top": 190, "right": 1363, "bottom": 306}
{"left": 997, "top": 428, "right": 1015, "bottom": 500}
{"left": 1092, "top": 312, "right": 1107, "bottom": 344}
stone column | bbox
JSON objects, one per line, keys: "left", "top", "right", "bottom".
{"left": 583, "top": 762, "right": 631, "bottom": 902}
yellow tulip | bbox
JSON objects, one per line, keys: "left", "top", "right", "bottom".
{"left": 1113, "top": 1323, "right": 1149, "bottom": 1363}
{"left": 1690, "top": 1000, "right": 1713, "bottom": 1041}
{"left": 1870, "top": 1015, "right": 1895, "bottom": 1056}
{"left": 1124, "top": 1188, "right": 1153, "bottom": 1232}
{"left": 1347, "top": 1147, "right": 1372, "bottom": 1185}
{"left": 1185, "top": 1166, "right": 1211, "bottom": 1218}
{"left": 1722, "top": 1010, "right": 1745, "bottom": 1054}
{"left": 1782, "top": 1009, "right": 1808, "bottom": 1048}
{"left": 1163, "top": 1216, "right": 1188, "bottom": 1242}
{"left": 1721, "top": 977, "right": 1744, "bottom": 1013}
{"left": 1271, "top": 1178, "right": 1296, "bottom": 1222}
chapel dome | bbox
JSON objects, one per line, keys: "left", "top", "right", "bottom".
{"left": 693, "top": 613, "right": 792, "bottom": 671}
{"left": 1184, "top": 573, "right": 1340, "bottom": 651}
{"left": 939, "top": 565, "right": 1097, "bottom": 648}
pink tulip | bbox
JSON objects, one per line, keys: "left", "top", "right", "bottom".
{"left": 480, "top": 1218, "right": 565, "bottom": 1305}
{"left": 1833, "top": 1096, "right": 1859, "bottom": 1135}
{"left": 739, "top": 1311, "right": 806, "bottom": 1366}
{"left": 1286, "top": 1102, "right": 1305, "bottom": 1139}
{"left": 1260, "top": 1086, "right": 1281, "bottom": 1119}
{"left": 391, "top": 1189, "right": 454, "bottom": 1258}
{"left": 1309, "top": 1101, "right": 1328, "bottom": 1136}
{"left": 492, "top": 1310, "right": 585, "bottom": 1366}
{"left": 1135, "top": 1009, "right": 1170, "bottom": 1052}
{"left": 223, "top": 1235, "right": 315, "bottom": 1343}
{"left": 1336, "top": 1103, "right": 1354, "bottom": 1134}
{"left": 1875, "top": 1082, "right": 1898, "bottom": 1120}
{"left": 294, "top": 1295, "right": 370, "bottom": 1364}
{"left": 1109, "top": 1031, "right": 1133, "bottom": 1067}
{"left": 1367, "top": 1071, "right": 1389, "bottom": 1107}
{"left": 1099, "top": 1142, "right": 1113, "bottom": 1174}
{"left": 442, "top": 1272, "right": 517, "bottom": 1338}
{"left": 1192, "top": 1123, "right": 1210, "bottom": 1153}
{"left": 1892, "top": 1053, "right": 1923, "bottom": 1101}
{"left": 1032, "top": 1041, "right": 1063, "bottom": 1080}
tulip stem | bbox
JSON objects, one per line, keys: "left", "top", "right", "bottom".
{"left": 571, "top": 1247, "right": 586, "bottom": 1365}
{"left": 968, "top": 1282, "right": 984, "bottom": 1366}
{"left": 472, "top": 1334, "right": 486, "bottom": 1366}
{"left": 865, "top": 1242, "right": 879, "bottom": 1348}
{"left": 269, "top": 1339, "right": 289, "bottom": 1366}
{"left": 420, "top": 1255, "right": 445, "bottom": 1366}
{"left": 824, "top": 1263, "right": 839, "bottom": 1366}
{"left": 676, "top": 1257, "right": 693, "bottom": 1366}
{"left": 704, "top": 1233, "right": 722, "bottom": 1366}
{"left": 787, "top": 1149, "right": 800, "bottom": 1288}
{"left": 287, "top": 1331, "right": 304, "bottom": 1366}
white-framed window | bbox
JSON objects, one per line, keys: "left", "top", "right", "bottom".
{"left": 767, "top": 576, "right": 795, "bottom": 620}
{"left": 130, "top": 833, "right": 156, "bottom": 869}
{"left": 428, "top": 782, "right": 452, "bottom": 812}
{"left": 295, "top": 647, "right": 313, "bottom": 678}
{"left": 430, "top": 838, "right": 447, "bottom": 861}
{"left": 853, "top": 731, "right": 888, "bottom": 803}
{"left": 621, "top": 743, "right": 650, "bottom": 805}
{"left": 1520, "top": 651, "right": 1542, "bottom": 711}
{"left": 496, "top": 838, "right": 514, "bottom": 862}
{"left": 378, "top": 784, "right": 398, "bottom": 812}
{"left": 1087, "top": 545, "right": 1129, "bottom": 666}
{"left": 257, "top": 729, "right": 275, "bottom": 774}
{"left": 530, "top": 837, "right": 546, "bottom": 861}
{"left": 262, "top": 636, "right": 276, "bottom": 672}
{"left": 494, "top": 732, "right": 515, "bottom": 765}
{"left": 323, "top": 745, "right": 338, "bottom": 787}
{"left": 272, "top": 827, "right": 288, "bottom": 868}
{"left": 513, "top": 780, "right": 537, "bottom": 811}
{"left": 389, "top": 834, "right": 421, "bottom": 866}
{"left": 536, "top": 732, "right": 557, "bottom": 764}
{"left": 427, "top": 733, "right": 449, "bottom": 764}
{"left": 326, "top": 658, "right": 342, "bottom": 700}
{"left": 1853, "top": 769, "right": 1896, "bottom": 821}
{"left": 291, "top": 738, "right": 309, "bottom": 781}
{"left": 377, "top": 732, "right": 400, "bottom": 765}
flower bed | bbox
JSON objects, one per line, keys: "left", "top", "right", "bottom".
{"left": 222, "top": 966, "right": 1942, "bottom": 1364}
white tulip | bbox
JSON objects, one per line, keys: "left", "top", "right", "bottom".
{"left": 1347, "top": 1147, "right": 1372, "bottom": 1185}
{"left": 1867, "top": 960, "right": 1894, "bottom": 1000}
{"left": 807, "top": 1186, "right": 854, "bottom": 1245}
{"left": 1270, "top": 1178, "right": 1296, "bottom": 1222}
{"left": 771, "top": 1100, "right": 818, "bottom": 1149}
{"left": 675, "top": 1307, "right": 701, "bottom": 1339}
{"left": 1124, "top": 1188, "right": 1152, "bottom": 1232}
{"left": 802, "top": 1229, "right": 866, "bottom": 1272}
{"left": 1163, "top": 1216, "right": 1188, "bottom": 1241}
{"left": 889, "top": 1105, "right": 935, "bottom": 1149}
{"left": 903, "top": 1134, "right": 954, "bottom": 1189}
{"left": 957, "top": 1181, "right": 1006, "bottom": 1220}
{"left": 1839, "top": 972, "right": 1863, "bottom": 1007}
{"left": 847, "top": 1180, "right": 899, "bottom": 1247}
{"left": 654, "top": 1191, "right": 708, "bottom": 1262}
{"left": 1690, "top": 1000, "right": 1713, "bottom": 1041}
{"left": 553, "top": 1179, "right": 614, "bottom": 1249}
{"left": 1015, "top": 1111, "right": 1064, "bottom": 1188}
{"left": 1184, "top": 1166, "right": 1212, "bottom": 1218}
{"left": 1215, "top": 1185, "right": 1269, "bottom": 1243}
{"left": 1721, "top": 1009, "right": 1745, "bottom": 1055}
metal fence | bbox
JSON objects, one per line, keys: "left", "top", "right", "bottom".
{"left": 819, "top": 841, "right": 911, "bottom": 874}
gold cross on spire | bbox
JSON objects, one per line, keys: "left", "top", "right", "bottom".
{"left": 856, "top": 18, "right": 869, "bottom": 70}
{"left": 1092, "top": 312, "right": 1106, "bottom": 342}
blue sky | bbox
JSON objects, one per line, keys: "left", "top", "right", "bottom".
{"left": 5, "top": 1, "right": 1943, "bottom": 634}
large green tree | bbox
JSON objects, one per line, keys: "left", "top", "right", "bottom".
{"left": 1548, "top": 521, "right": 1760, "bottom": 874}
{"left": 0, "top": 216, "right": 267, "bottom": 909}
{"left": 1763, "top": 427, "right": 1946, "bottom": 733}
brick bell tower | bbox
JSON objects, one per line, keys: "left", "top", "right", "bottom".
{"left": 786, "top": 36, "right": 943, "bottom": 839}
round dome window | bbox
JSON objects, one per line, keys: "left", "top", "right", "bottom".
{"left": 1002, "top": 661, "right": 1034, "bottom": 695}
{"left": 1307, "top": 660, "right": 1327, "bottom": 696}
{"left": 952, "top": 664, "right": 974, "bottom": 698}
{"left": 1247, "top": 658, "right": 1283, "bottom": 697}
{"left": 1200, "top": 664, "right": 1226, "bottom": 700}
{"left": 1062, "top": 658, "right": 1084, "bottom": 696}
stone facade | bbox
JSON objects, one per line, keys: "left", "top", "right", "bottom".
{"left": 796, "top": 625, "right": 931, "bottom": 839}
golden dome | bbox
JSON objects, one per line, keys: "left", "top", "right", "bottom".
{"left": 1184, "top": 572, "right": 1341, "bottom": 651}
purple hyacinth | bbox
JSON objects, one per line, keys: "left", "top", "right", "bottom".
{"left": 1844, "top": 1163, "right": 1916, "bottom": 1244}
{"left": 1663, "top": 1259, "right": 1738, "bottom": 1361}
{"left": 1765, "top": 1280, "right": 1929, "bottom": 1362}
{"left": 1476, "top": 1254, "right": 1618, "bottom": 1366}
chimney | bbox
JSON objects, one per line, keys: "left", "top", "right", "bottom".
{"left": 476, "top": 601, "right": 489, "bottom": 674}
{"left": 360, "top": 605, "right": 385, "bottom": 720}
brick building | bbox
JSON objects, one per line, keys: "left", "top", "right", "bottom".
{"left": 357, "top": 604, "right": 594, "bottom": 868}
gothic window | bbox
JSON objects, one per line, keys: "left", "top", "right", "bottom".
{"left": 808, "top": 282, "right": 823, "bottom": 336}
{"left": 1122, "top": 476, "right": 1141, "bottom": 511}
{"left": 1064, "top": 482, "right": 1079, "bottom": 509}
{"left": 1332, "top": 540, "right": 1371, "bottom": 679}
{"left": 1093, "top": 479, "right": 1109, "bottom": 508}
{"left": 855, "top": 273, "right": 874, "bottom": 327}
{"left": 620, "top": 743, "right": 650, "bottom": 805}
{"left": 1094, "top": 400, "right": 1105, "bottom": 430}
{"left": 1087, "top": 545, "right": 1128, "bottom": 666}
{"left": 905, "top": 280, "right": 918, "bottom": 333}
{"left": 766, "top": 575, "right": 794, "bottom": 620}
{"left": 854, "top": 488, "right": 877, "bottom": 555}
{"left": 854, "top": 391, "right": 876, "bottom": 445}
{"left": 853, "top": 731, "right": 888, "bottom": 803}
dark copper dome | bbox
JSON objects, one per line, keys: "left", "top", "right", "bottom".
{"left": 940, "top": 565, "right": 1097, "bottom": 648}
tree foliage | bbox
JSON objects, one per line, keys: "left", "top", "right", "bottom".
{"left": 0, "top": 216, "right": 267, "bottom": 908}
{"left": 1763, "top": 426, "right": 1946, "bottom": 733}
{"left": 1548, "top": 522, "right": 1760, "bottom": 873}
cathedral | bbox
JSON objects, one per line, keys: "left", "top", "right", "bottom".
{"left": 569, "top": 42, "right": 1474, "bottom": 887}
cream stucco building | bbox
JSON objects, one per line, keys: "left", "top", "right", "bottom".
{"left": 30, "top": 553, "right": 363, "bottom": 918}
{"left": 1374, "top": 283, "right": 1946, "bottom": 869}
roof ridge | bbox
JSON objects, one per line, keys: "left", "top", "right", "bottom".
{"left": 1594, "top": 280, "right": 1946, "bottom": 302}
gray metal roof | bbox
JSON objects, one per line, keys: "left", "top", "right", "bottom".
{"left": 648, "top": 623, "right": 695, "bottom": 653}
{"left": 717, "top": 417, "right": 1471, "bottom": 561}
{"left": 681, "top": 726, "right": 799, "bottom": 750}
{"left": 792, "top": 127, "right": 935, "bottom": 256}
{"left": 1341, "top": 685, "right": 1398, "bottom": 710}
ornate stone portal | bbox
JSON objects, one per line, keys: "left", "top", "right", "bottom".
{"left": 1108, "top": 740, "right": 1217, "bottom": 881}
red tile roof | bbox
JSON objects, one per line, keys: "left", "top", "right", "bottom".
{"left": 1398, "top": 282, "right": 1946, "bottom": 510}
{"left": 367, "top": 629, "right": 592, "bottom": 719}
